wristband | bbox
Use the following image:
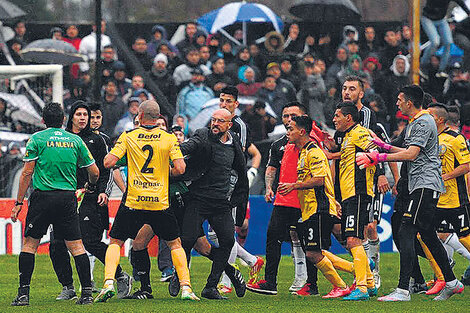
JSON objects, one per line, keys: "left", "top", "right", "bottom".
{"left": 372, "top": 138, "right": 392, "bottom": 152}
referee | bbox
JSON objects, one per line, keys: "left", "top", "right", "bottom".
{"left": 11, "top": 102, "right": 99, "bottom": 306}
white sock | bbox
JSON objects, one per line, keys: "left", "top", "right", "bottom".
{"left": 236, "top": 242, "right": 257, "bottom": 266}
{"left": 87, "top": 252, "right": 95, "bottom": 281}
{"left": 208, "top": 225, "right": 219, "bottom": 247}
{"left": 369, "top": 239, "right": 380, "bottom": 271}
{"left": 105, "top": 279, "right": 114, "bottom": 286}
{"left": 446, "top": 279, "right": 459, "bottom": 287}
{"left": 292, "top": 240, "right": 307, "bottom": 280}
{"left": 449, "top": 234, "right": 470, "bottom": 262}
{"left": 441, "top": 234, "right": 456, "bottom": 262}
{"left": 397, "top": 287, "right": 410, "bottom": 295}
{"left": 220, "top": 241, "right": 238, "bottom": 287}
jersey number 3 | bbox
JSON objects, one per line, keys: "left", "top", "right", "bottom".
{"left": 141, "top": 145, "right": 154, "bottom": 174}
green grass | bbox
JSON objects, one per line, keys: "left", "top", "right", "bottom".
{"left": 1, "top": 253, "right": 469, "bottom": 312}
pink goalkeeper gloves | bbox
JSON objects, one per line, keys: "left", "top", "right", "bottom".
{"left": 356, "top": 151, "right": 388, "bottom": 169}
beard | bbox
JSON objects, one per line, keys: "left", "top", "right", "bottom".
{"left": 210, "top": 127, "right": 224, "bottom": 139}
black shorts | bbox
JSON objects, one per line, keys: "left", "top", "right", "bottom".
{"left": 341, "top": 195, "right": 371, "bottom": 239}
{"left": 435, "top": 205, "right": 470, "bottom": 237}
{"left": 402, "top": 188, "right": 440, "bottom": 231}
{"left": 25, "top": 190, "right": 81, "bottom": 241}
{"left": 109, "top": 202, "right": 180, "bottom": 242}
{"left": 79, "top": 194, "right": 108, "bottom": 242}
{"left": 299, "top": 213, "right": 334, "bottom": 251}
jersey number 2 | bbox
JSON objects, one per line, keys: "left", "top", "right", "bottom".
{"left": 141, "top": 145, "right": 154, "bottom": 173}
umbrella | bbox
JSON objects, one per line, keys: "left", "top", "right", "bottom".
{"left": 0, "top": 92, "right": 42, "bottom": 127}
{"left": 197, "top": 1, "right": 283, "bottom": 45}
{"left": 21, "top": 39, "right": 87, "bottom": 65}
{"left": 289, "top": 0, "right": 361, "bottom": 23}
{"left": 0, "top": 0, "right": 26, "bottom": 20}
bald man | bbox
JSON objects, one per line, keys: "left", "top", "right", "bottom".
{"left": 177, "top": 108, "right": 250, "bottom": 299}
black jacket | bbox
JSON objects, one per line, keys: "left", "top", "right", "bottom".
{"left": 179, "top": 127, "right": 249, "bottom": 226}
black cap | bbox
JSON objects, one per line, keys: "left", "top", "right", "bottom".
{"left": 113, "top": 61, "right": 126, "bottom": 71}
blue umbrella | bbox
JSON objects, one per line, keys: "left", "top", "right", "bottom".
{"left": 197, "top": 1, "right": 283, "bottom": 45}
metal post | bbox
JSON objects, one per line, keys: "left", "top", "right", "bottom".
{"left": 411, "top": 0, "right": 421, "bottom": 85}
{"left": 93, "top": 0, "right": 102, "bottom": 102}
{"left": 52, "top": 66, "right": 64, "bottom": 105}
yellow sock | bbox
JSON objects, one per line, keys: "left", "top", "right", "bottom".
{"left": 459, "top": 235, "right": 470, "bottom": 253}
{"left": 104, "top": 243, "right": 121, "bottom": 282}
{"left": 365, "top": 254, "right": 375, "bottom": 289}
{"left": 417, "top": 234, "right": 444, "bottom": 281}
{"left": 322, "top": 250, "right": 354, "bottom": 274}
{"left": 350, "top": 246, "right": 368, "bottom": 293}
{"left": 171, "top": 247, "right": 191, "bottom": 287}
{"left": 316, "top": 256, "right": 347, "bottom": 289}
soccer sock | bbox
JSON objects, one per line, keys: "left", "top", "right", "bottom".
{"left": 350, "top": 245, "right": 368, "bottom": 293}
{"left": 236, "top": 242, "right": 257, "bottom": 267}
{"left": 365, "top": 252, "right": 375, "bottom": 289}
{"left": 171, "top": 247, "right": 191, "bottom": 287}
{"left": 221, "top": 241, "right": 238, "bottom": 287}
{"left": 208, "top": 226, "right": 219, "bottom": 246}
{"left": 132, "top": 248, "right": 152, "bottom": 293}
{"left": 73, "top": 253, "right": 92, "bottom": 294}
{"left": 369, "top": 238, "right": 380, "bottom": 272}
{"left": 417, "top": 234, "right": 444, "bottom": 281}
{"left": 441, "top": 234, "right": 456, "bottom": 261}
{"left": 292, "top": 240, "right": 307, "bottom": 280}
{"left": 315, "top": 256, "right": 347, "bottom": 289}
{"left": 363, "top": 240, "right": 370, "bottom": 257}
{"left": 19, "top": 252, "right": 35, "bottom": 289}
{"left": 322, "top": 250, "right": 354, "bottom": 274}
{"left": 87, "top": 252, "right": 95, "bottom": 282}
{"left": 104, "top": 243, "right": 121, "bottom": 283}
{"left": 458, "top": 235, "right": 470, "bottom": 261}
{"left": 306, "top": 258, "right": 318, "bottom": 285}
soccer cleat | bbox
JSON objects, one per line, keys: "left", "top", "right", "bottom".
{"left": 433, "top": 281, "right": 464, "bottom": 300}
{"left": 127, "top": 289, "right": 154, "bottom": 299}
{"left": 292, "top": 283, "right": 319, "bottom": 296}
{"left": 247, "top": 280, "right": 277, "bottom": 295}
{"left": 248, "top": 257, "right": 265, "bottom": 284}
{"left": 94, "top": 283, "right": 115, "bottom": 303}
{"left": 11, "top": 294, "right": 29, "bottom": 306}
{"left": 410, "top": 283, "right": 428, "bottom": 294}
{"left": 168, "top": 273, "right": 180, "bottom": 297}
{"left": 426, "top": 279, "right": 445, "bottom": 295}
{"left": 161, "top": 267, "right": 175, "bottom": 282}
{"left": 91, "top": 281, "right": 100, "bottom": 293}
{"left": 76, "top": 295, "right": 93, "bottom": 305}
{"left": 343, "top": 288, "right": 370, "bottom": 301}
{"left": 373, "top": 270, "right": 381, "bottom": 289}
{"left": 322, "top": 286, "right": 351, "bottom": 299}
{"left": 116, "top": 272, "right": 133, "bottom": 299}
{"left": 181, "top": 286, "right": 200, "bottom": 301}
{"left": 217, "top": 283, "right": 233, "bottom": 294}
{"left": 289, "top": 277, "right": 307, "bottom": 292}
{"left": 56, "top": 286, "right": 78, "bottom": 300}
{"left": 349, "top": 280, "right": 356, "bottom": 291}
{"left": 201, "top": 286, "right": 228, "bottom": 300}
{"left": 226, "top": 264, "right": 246, "bottom": 297}
{"left": 367, "top": 286, "right": 378, "bottom": 297}
{"left": 377, "top": 288, "right": 410, "bottom": 302}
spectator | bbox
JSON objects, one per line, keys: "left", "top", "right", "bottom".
{"left": 100, "top": 45, "right": 117, "bottom": 82}
{"left": 301, "top": 35, "right": 316, "bottom": 58}
{"left": 207, "top": 33, "right": 220, "bottom": 57}
{"left": 444, "top": 62, "right": 470, "bottom": 105}
{"left": 225, "top": 45, "right": 261, "bottom": 83}
{"left": 173, "top": 46, "right": 211, "bottom": 89}
{"left": 325, "top": 46, "right": 348, "bottom": 91}
{"left": 176, "top": 22, "right": 198, "bottom": 53}
{"left": 263, "top": 31, "right": 285, "bottom": 64}
{"left": 170, "top": 125, "right": 185, "bottom": 143}
{"left": 131, "top": 36, "right": 154, "bottom": 74}
{"left": 172, "top": 114, "right": 192, "bottom": 137}
{"left": 0, "top": 98, "right": 15, "bottom": 132}
{"left": 49, "top": 27, "right": 63, "bottom": 40}
{"left": 147, "top": 24, "right": 177, "bottom": 58}
{"left": 194, "top": 31, "right": 207, "bottom": 49}
{"left": 256, "top": 75, "right": 287, "bottom": 119}
{"left": 100, "top": 79, "right": 127, "bottom": 136}
{"left": 114, "top": 97, "right": 141, "bottom": 136}
{"left": 199, "top": 45, "right": 211, "bottom": 68}
{"left": 364, "top": 93, "right": 388, "bottom": 128}
{"left": 284, "top": 23, "right": 303, "bottom": 54}
{"left": 112, "top": 61, "right": 132, "bottom": 98}
{"left": 176, "top": 68, "right": 214, "bottom": 120}
{"left": 241, "top": 100, "right": 276, "bottom": 142}
{"left": 78, "top": 20, "right": 112, "bottom": 72}
{"left": 219, "top": 39, "right": 235, "bottom": 64}
{"left": 12, "top": 21, "right": 28, "bottom": 44}
{"left": 156, "top": 41, "right": 179, "bottom": 72}
{"left": 297, "top": 62, "right": 327, "bottom": 124}
{"left": 266, "top": 62, "right": 297, "bottom": 104}
{"left": 338, "top": 54, "right": 371, "bottom": 86}
{"left": 316, "top": 33, "right": 335, "bottom": 66}
{"left": 206, "top": 56, "right": 233, "bottom": 96}
{"left": 315, "top": 58, "right": 327, "bottom": 78}
{"left": 346, "top": 40, "right": 360, "bottom": 56}
{"left": 63, "top": 24, "right": 82, "bottom": 80}
{"left": 362, "top": 56, "right": 382, "bottom": 87}
{"left": 360, "top": 26, "right": 380, "bottom": 59}
{"left": 249, "top": 43, "right": 266, "bottom": 77}
{"left": 341, "top": 25, "right": 359, "bottom": 45}
{"left": 422, "top": 55, "right": 447, "bottom": 101}
{"left": 237, "top": 66, "right": 262, "bottom": 97}
{"left": 133, "top": 88, "right": 152, "bottom": 102}
{"left": 401, "top": 24, "right": 413, "bottom": 51}
{"left": 123, "top": 74, "right": 154, "bottom": 103}
{"left": 453, "top": 17, "right": 470, "bottom": 72}
{"left": 379, "top": 28, "right": 408, "bottom": 71}
{"left": 148, "top": 53, "right": 177, "bottom": 106}
{"left": 280, "top": 56, "right": 300, "bottom": 90}
{"left": 7, "top": 38, "right": 26, "bottom": 65}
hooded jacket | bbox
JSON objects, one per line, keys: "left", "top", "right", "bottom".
{"left": 391, "top": 55, "right": 410, "bottom": 77}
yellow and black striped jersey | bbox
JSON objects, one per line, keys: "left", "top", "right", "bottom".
{"left": 339, "top": 124, "right": 376, "bottom": 201}
{"left": 297, "top": 141, "right": 337, "bottom": 221}
{"left": 438, "top": 129, "right": 470, "bottom": 208}
{"left": 110, "top": 126, "right": 183, "bottom": 211}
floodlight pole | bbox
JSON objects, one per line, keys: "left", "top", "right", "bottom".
{"left": 411, "top": 0, "right": 421, "bottom": 85}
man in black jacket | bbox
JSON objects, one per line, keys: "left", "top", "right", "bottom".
{"left": 49, "top": 101, "right": 132, "bottom": 300}
{"left": 178, "top": 108, "right": 249, "bottom": 300}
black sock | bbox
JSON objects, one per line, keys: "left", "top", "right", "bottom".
{"left": 19, "top": 252, "right": 35, "bottom": 291}
{"left": 73, "top": 253, "right": 92, "bottom": 295}
{"left": 306, "top": 259, "right": 318, "bottom": 285}
{"left": 133, "top": 248, "right": 152, "bottom": 293}
{"left": 115, "top": 265, "right": 124, "bottom": 279}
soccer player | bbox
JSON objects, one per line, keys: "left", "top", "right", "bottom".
{"left": 357, "top": 85, "right": 464, "bottom": 301}
{"left": 279, "top": 115, "right": 352, "bottom": 299}
{"left": 49, "top": 101, "right": 132, "bottom": 300}
{"left": 333, "top": 101, "right": 377, "bottom": 300}
{"left": 11, "top": 102, "right": 99, "bottom": 306}
{"left": 95, "top": 100, "right": 199, "bottom": 302}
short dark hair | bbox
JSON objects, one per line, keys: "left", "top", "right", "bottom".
{"left": 447, "top": 105, "right": 460, "bottom": 126}
{"left": 344, "top": 75, "right": 364, "bottom": 91}
{"left": 281, "top": 101, "right": 307, "bottom": 115}
{"left": 336, "top": 101, "right": 359, "bottom": 122}
{"left": 292, "top": 115, "right": 313, "bottom": 134}
{"left": 253, "top": 100, "right": 266, "bottom": 110}
{"left": 134, "top": 36, "right": 146, "bottom": 43}
{"left": 184, "top": 46, "right": 199, "bottom": 56}
{"left": 428, "top": 102, "right": 449, "bottom": 122}
{"left": 422, "top": 92, "right": 434, "bottom": 109}
{"left": 220, "top": 86, "right": 238, "bottom": 101}
{"left": 43, "top": 102, "right": 64, "bottom": 128}
{"left": 400, "top": 85, "right": 424, "bottom": 109}
{"left": 88, "top": 102, "right": 102, "bottom": 112}
{"left": 103, "top": 44, "right": 114, "bottom": 50}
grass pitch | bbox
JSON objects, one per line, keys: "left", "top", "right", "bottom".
{"left": 1, "top": 253, "right": 469, "bottom": 312}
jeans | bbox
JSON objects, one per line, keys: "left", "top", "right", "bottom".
{"left": 454, "top": 33, "right": 470, "bottom": 72}
{"left": 421, "top": 16, "right": 453, "bottom": 71}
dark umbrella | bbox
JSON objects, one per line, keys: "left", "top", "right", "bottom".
{"left": 0, "top": 0, "right": 26, "bottom": 20}
{"left": 289, "top": 0, "right": 361, "bottom": 23}
{"left": 20, "top": 39, "right": 87, "bottom": 65}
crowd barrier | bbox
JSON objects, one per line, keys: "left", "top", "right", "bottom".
{"left": 0, "top": 194, "right": 397, "bottom": 256}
